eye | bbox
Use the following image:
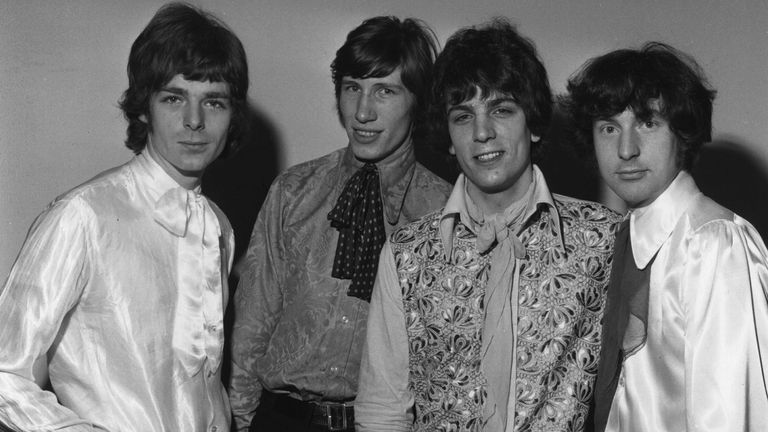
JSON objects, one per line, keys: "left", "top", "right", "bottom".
{"left": 598, "top": 124, "right": 619, "bottom": 135}
{"left": 493, "top": 106, "right": 517, "bottom": 117}
{"left": 160, "top": 95, "right": 183, "bottom": 104}
{"left": 639, "top": 120, "right": 658, "bottom": 130}
{"left": 449, "top": 113, "right": 472, "bottom": 124}
{"left": 343, "top": 83, "right": 360, "bottom": 93}
{"left": 377, "top": 87, "right": 396, "bottom": 97}
{"left": 205, "top": 99, "right": 230, "bottom": 110}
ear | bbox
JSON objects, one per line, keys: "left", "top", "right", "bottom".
{"left": 531, "top": 134, "right": 541, "bottom": 143}
{"left": 448, "top": 144, "right": 456, "bottom": 155}
{"left": 139, "top": 114, "right": 148, "bottom": 123}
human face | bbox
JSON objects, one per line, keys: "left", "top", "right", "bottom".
{"left": 338, "top": 69, "right": 416, "bottom": 162}
{"left": 593, "top": 104, "right": 681, "bottom": 209}
{"left": 141, "top": 74, "right": 232, "bottom": 189}
{"left": 447, "top": 90, "right": 539, "bottom": 213}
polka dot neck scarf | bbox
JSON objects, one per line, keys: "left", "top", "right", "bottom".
{"left": 327, "top": 163, "right": 386, "bottom": 302}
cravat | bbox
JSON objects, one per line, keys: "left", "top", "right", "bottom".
{"left": 466, "top": 187, "right": 531, "bottom": 429}
{"left": 327, "top": 163, "right": 386, "bottom": 302}
{"left": 590, "top": 219, "right": 653, "bottom": 432}
{"left": 154, "top": 188, "right": 225, "bottom": 378}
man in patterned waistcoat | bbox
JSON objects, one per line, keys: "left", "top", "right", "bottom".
{"left": 356, "top": 19, "right": 621, "bottom": 432}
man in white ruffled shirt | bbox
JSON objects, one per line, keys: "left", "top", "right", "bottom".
{"left": 567, "top": 42, "right": 768, "bottom": 432}
{"left": 0, "top": 3, "right": 249, "bottom": 431}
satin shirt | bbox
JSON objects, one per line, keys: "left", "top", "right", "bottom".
{"left": 228, "top": 145, "right": 451, "bottom": 431}
{"left": 606, "top": 171, "right": 768, "bottom": 431}
{"left": 0, "top": 152, "right": 234, "bottom": 432}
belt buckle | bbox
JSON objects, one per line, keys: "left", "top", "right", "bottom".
{"left": 325, "top": 403, "right": 348, "bottom": 431}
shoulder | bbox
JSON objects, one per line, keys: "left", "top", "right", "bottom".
{"left": 553, "top": 193, "right": 623, "bottom": 228}
{"left": 390, "top": 208, "right": 444, "bottom": 246}
{"left": 683, "top": 194, "right": 735, "bottom": 232}
{"left": 677, "top": 195, "right": 763, "bottom": 252}
{"left": 46, "top": 163, "right": 133, "bottom": 218}
{"left": 273, "top": 148, "right": 344, "bottom": 190}
{"left": 411, "top": 162, "right": 452, "bottom": 195}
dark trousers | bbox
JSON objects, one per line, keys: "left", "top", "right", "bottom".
{"left": 248, "top": 391, "right": 355, "bottom": 432}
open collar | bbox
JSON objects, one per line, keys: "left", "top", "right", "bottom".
{"left": 439, "top": 165, "right": 564, "bottom": 259}
{"left": 629, "top": 170, "right": 701, "bottom": 269}
{"left": 335, "top": 143, "right": 417, "bottom": 226}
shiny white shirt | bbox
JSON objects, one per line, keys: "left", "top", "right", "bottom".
{"left": 0, "top": 152, "right": 233, "bottom": 432}
{"left": 606, "top": 171, "right": 768, "bottom": 431}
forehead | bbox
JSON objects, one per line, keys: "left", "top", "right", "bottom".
{"left": 447, "top": 87, "right": 517, "bottom": 109}
{"left": 160, "top": 74, "right": 230, "bottom": 95}
{"left": 342, "top": 68, "right": 405, "bottom": 87}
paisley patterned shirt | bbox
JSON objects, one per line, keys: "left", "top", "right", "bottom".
{"left": 356, "top": 174, "right": 620, "bottom": 432}
{"left": 228, "top": 145, "right": 451, "bottom": 431}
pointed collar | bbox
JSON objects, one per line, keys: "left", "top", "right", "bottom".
{"left": 337, "top": 143, "right": 416, "bottom": 225}
{"left": 439, "top": 165, "right": 563, "bottom": 258}
{"left": 629, "top": 170, "right": 701, "bottom": 269}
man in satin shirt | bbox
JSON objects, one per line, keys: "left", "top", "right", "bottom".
{"left": 567, "top": 42, "right": 768, "bottom": 432}
{"left": 0, "top": 3, "right": 248, "bottom": 431}
{"left": 228, "top": 16, "right": 451, "bottom": 432}
{"left": 355, "top": 20, "right": 620, "bottom": 432}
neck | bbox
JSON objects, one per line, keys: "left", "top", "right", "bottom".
{"left": 146, "top": 143, "right": 202, "bottom": 190}
{"left": 466, "top": 166, "right": 534, "bottom": 216}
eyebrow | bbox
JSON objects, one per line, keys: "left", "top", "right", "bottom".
{"left": 159, "top": 86, "right": 231, "bottom": 99}
{"left": 447, "top": 96, "right": 518, "bottom": 112}
{"left": 340, "top": 77, "right": 406, "bottom": 89}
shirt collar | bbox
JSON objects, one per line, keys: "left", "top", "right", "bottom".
{"left": 439, "top": 165, "right": 563, "bottom": 258}
{"left": 131, "top": 150, "right": 202, "bottom": 202}
{"left": 338, "top": 142, "right": 417, "bottom": 225}
{"left": 629, "top": 170, "right": 701, "bottom": 269}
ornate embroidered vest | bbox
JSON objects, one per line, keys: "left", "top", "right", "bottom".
{"left": 390, "top": 197, "right": 620, "bottom": 432}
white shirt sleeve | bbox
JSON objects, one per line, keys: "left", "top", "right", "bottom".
{"left": 682, "top": 218, "right": 768, "bottom": 431}
{"left": 0, "top": 198, "right": 94, "bottom": 431}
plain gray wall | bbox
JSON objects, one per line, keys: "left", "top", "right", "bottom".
{"left": 1, "top": 0, "right": 767, "bottom": 278}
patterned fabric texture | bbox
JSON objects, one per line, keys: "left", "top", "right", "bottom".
{"left": 390, "top": 196, "right": 620, "bottom": 432}
{"left": 228, "top": 147, "right": 452, "bottom": 431}
{"left": 328, "top": 163, "right": 386, "bottom": 302}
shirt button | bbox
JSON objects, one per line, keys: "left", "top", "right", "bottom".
{"left": 211, "top": 427, "right": 217, "bottom": 432}
{"left": 329, "top": 365, "right": 340, "bottom": 375}
{"left": 341, "top": 315, "right": 349, "bottom": 324}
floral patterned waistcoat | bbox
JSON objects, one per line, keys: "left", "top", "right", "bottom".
{"left": 390, "top": 197, "right": 619, "bottom": 432}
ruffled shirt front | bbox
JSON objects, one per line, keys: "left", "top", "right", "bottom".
{"left": 0, "top": 151, "right": 234, "bottom": 432}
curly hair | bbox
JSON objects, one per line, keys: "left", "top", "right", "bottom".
{"left": 119, "top": 2, "right": 249, "bottom": 155}
{"left": 428, "top": 18, "right": 553, "bottom": 160}
{"left": 565, "top": 42, "right": 716, "bottom": 170}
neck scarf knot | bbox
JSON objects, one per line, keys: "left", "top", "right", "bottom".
{"left": 328, "top": 163, "right": 386, "bottom": 302}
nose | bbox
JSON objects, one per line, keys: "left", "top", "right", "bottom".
{"left": 184, "top": 104, "right": 205, "bottom": 131}
{"left": 618, "top": 129, "right": 640, "bottom": 160}
{"left": 354, "top": 93, "right": 377, "bottom": 123}
{"left": 473, "top": 115, "right": 495, "bottom": 143}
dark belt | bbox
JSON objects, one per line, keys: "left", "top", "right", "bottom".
{"left": 260, "top": 391, "right": 355, "bottom": 431}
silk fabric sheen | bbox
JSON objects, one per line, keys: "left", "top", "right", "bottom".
{"left": 0, "top": 152, "right": 233, "bottom": 431}
{"left": 605, "top": 171, "right": 768, "bottom": 431}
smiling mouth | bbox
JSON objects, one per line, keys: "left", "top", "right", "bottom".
{"left": 475, "top": 151, "right": 504, "bottom": 162}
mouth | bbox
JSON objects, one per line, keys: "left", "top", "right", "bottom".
{"left": 616, "top": 168, "right": 648, "bottom": 180}
{"left": 352, "top": 128, "right": 381, "bottom": 143}
{"left": 474, "top": 151, "right": 504, "bottom": 163}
